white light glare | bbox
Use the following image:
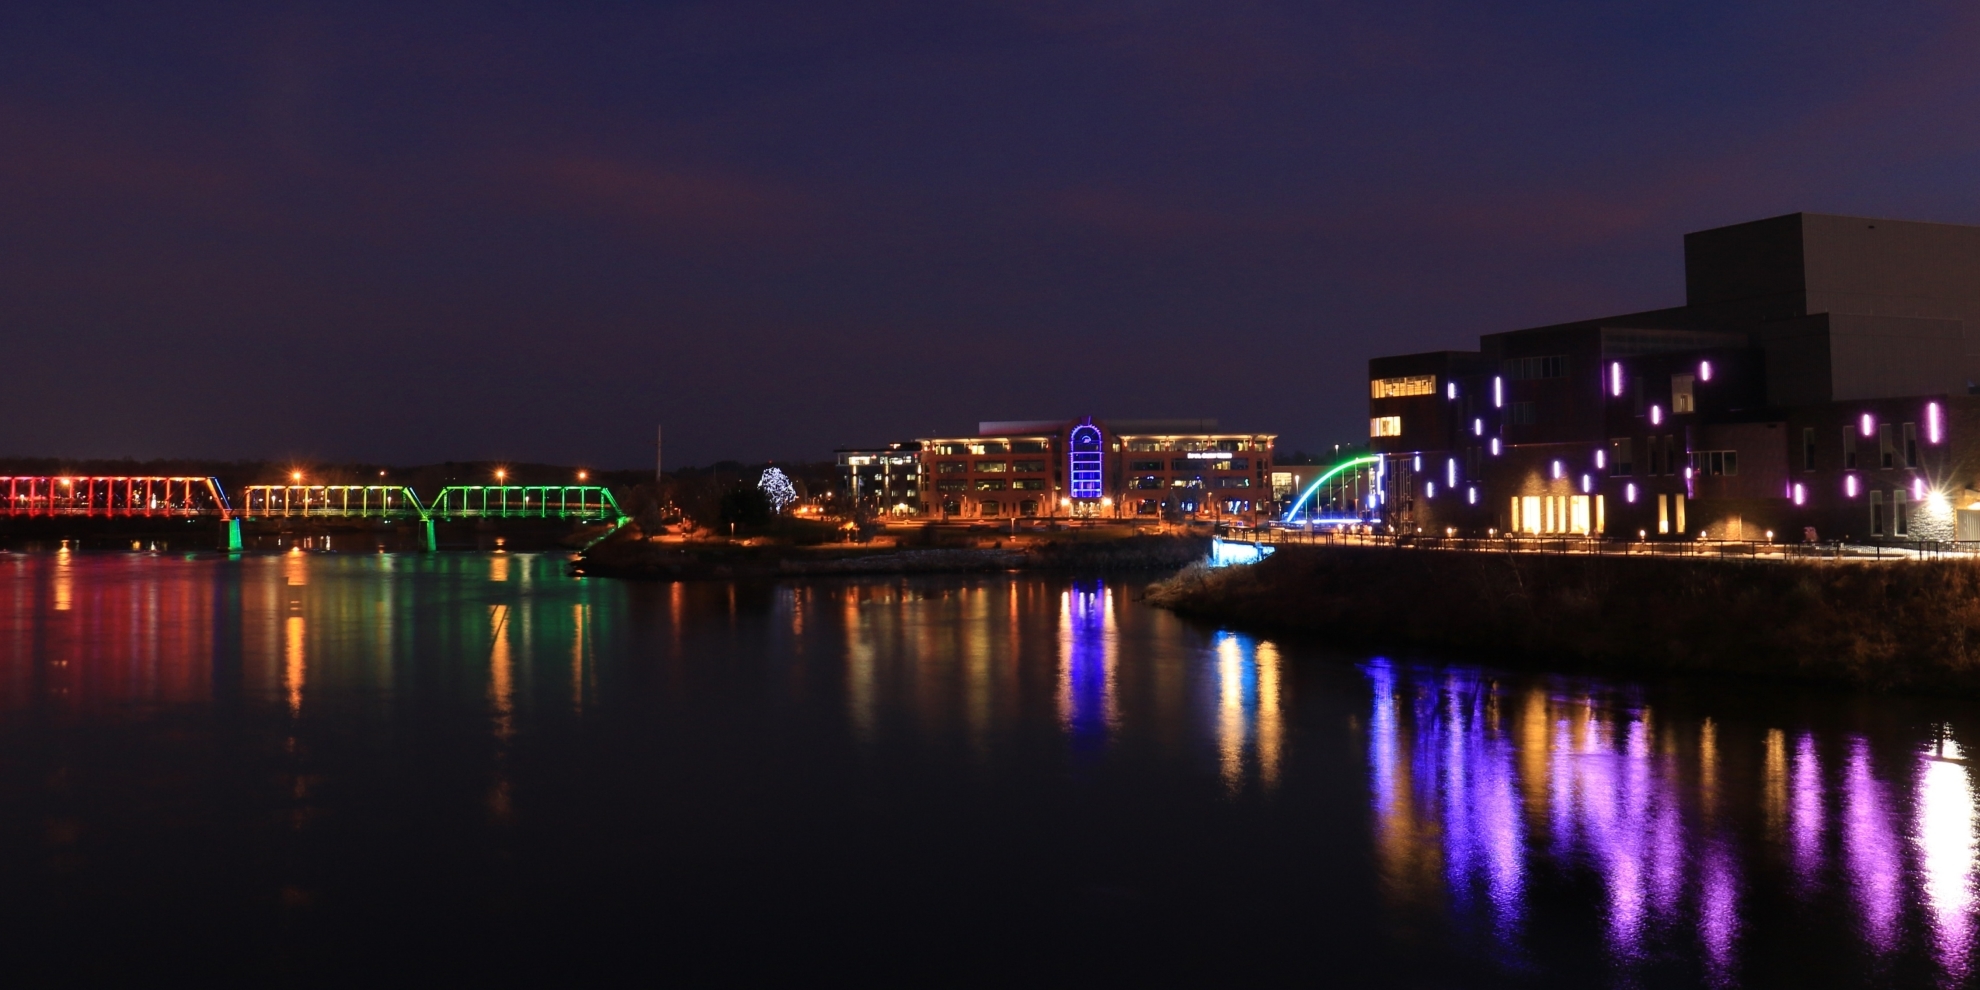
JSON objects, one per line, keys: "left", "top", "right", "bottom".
{"left": 1929, "top": 402, "right": 1944, "bottom": 444}
{"left": 1610, "top": 362, "right": 1623, "bottom": 397}
{"left": 1493, "top": 377, "right": 1503, "bottom": 408}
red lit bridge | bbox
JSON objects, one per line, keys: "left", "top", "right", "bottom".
{"left": 2, "top": 478, "right": 625, "bottom": 550}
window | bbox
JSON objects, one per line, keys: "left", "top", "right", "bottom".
{"left": 1125, "top": 440, "right": 1165, "bottom": 452}
{"left": 1012, "top": 440, "right": 1048, "bottom": 453}
{"left": 1672, "top": 374, "right": 1696, "bottom": 414}
{"left": 969, "top": 442, "right": 1008, "bottom": 455}
{"left": 1216, "top": 477, "right": 1252, "bottom": 488}
{"left": 1224, "top": 500, "right": 1251, "bottom": 513}
{"left": 1135, "top": 499, "right": 1159, "bottom": 515}
{"left": 1843, "top": 429, "right": 1857, "bottom": 470}
{"left": 980, "top": 500, "right": 1000, "bottom": 516}
{"left": 1171, "top": 476, "right": 1203, "bottom": 488}
{"left": 1502, "top": 355, "right": 1567, "bottom": 380}
{"left": 1020, "top": 499, "right": 1040, "bottom": 516}
{"left": 1226, "top": 458, "right": 1250, "bottom": 471}
{"left": 1648, "top": 438, "right": 1662, "bottom": 476}
{"left": 1371, "top": 416, "right": 1402, "bottom": 437}
{"left": 1371, "top": 375, "right": 1437, "bottom": 398}
{"left": 1880, "top": 424, "right": 1895, "bottom": 469}
{"left": 929, "top": 443, "right": 965, "bottom": 455}
{"left": 942, "top": 499, "right": 960, "bottom": 515}
{"left": 937, "top": 479, "right": 967, "bottom": 493}
{"left": 1012, "top": 460, "right": 1046, "bottom": 473}
{"left": 938, "top": 461, "right": 968, "bottom": 474}
{"left": 1128, "top": 460, "right": 1164, "bottom": 472}
{"left": 1904, "top": 423, "right": 1918, "bottom": 468}
{"left": 1012, "top": 479, "right": 1046, "bottom": 491}
{"left": 974, "top": 479, "right": 1006, "bottom": 491}
{"left": 1133, "top": 476, "right": 1162, "bottom": 490}
{"left": 1871, "top": 490, "right": 1885, "bottom": 535}
{"left": 1803, "top": 427, "right": 1816, "bottom": 471}
{"left": 1693, "top": 450, "right": 1739, "bottom": 476}
{"left": 975, "top": 461, "right": 1007, "bottom": 473}
{"left": 1610, "top": 438, "right": 1633, "bottom": 476}
{"left": 1507, "top": 402, "right": 1537, "bottom": 425}
{"left": 1674, "top": 493, "right": 1686, "bottom": 534}
{"left": 1895, "top": 490, "right": 1910, "bottom": 536}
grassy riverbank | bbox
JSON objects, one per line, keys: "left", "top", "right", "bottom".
{"left": 576, "top": 531, "right": 1210, "bottom": 580}
{"left": 1146, "top": 545, "right": 1980, "bottom": 692}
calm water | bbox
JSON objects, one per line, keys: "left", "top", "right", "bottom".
{"left": 3, "top": 551, "right": 1979, "bottom": 987}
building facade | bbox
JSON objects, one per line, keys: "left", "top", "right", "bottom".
{"left": 834, "top": 443, "right": 922, "bottom": 516}
{"left": 1368, "top": 212, "right": 1980, "bottom": 543}
{"left": 854, "top": 418, "right": 1277, "bottom": 523}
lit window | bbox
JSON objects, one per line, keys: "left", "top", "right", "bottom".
{"left": 1370, "top": 416, "right": 1402, "bottom": 438}
{"left": 1371, "top": 375, "right": 1437, "bottom": 399}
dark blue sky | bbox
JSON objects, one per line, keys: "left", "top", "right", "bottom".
{"left": 4, "top": 1, "right": 1977, "bottom": 468}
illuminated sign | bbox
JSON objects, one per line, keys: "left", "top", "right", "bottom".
{"left": 1068, "top": 421, "right": 1104, "bottom": 500}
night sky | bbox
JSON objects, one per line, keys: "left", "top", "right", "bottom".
{"left": 5, "top": 2, "right": 1977, "bottom": 468}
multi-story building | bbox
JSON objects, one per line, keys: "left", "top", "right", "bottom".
{"left": 1366, "top": 212, "right": 1980, "bottom": 543}
{"left": 834, "top": 443, "right": 922, "bottom": 516}
{"left": 857, "top": 418, "right": 1277, "bottom": 523}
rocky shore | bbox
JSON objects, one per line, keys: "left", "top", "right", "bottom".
{"left": 574, "top": 532, "right": 1211, "bottom": 581}
{"left": 1146, "top": 544, "right": 1980, "bottom": 692}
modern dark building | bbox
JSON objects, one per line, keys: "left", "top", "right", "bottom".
{"left": 834, "top": 443, "right": 923, "bottom": 516}
{"left": 1365, "top": 212, "right": 1980, "bottom": 543}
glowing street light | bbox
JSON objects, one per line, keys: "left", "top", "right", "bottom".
{"left": 291, "top": 471, "right": 302, "bottom": 482}
{"left": 577, "top": 471, "right": 588, "bottom": 481}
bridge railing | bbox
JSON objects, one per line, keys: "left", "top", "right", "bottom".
{"left": 239, "top": 485, "right": 425, "bottom": 519}
{"left": 0, "top": 476, "right": 231, "bottom": 518}
{"left": 425, "top": 486, "right": 622, "bottom": 521}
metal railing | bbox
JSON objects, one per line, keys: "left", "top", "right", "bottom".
{"left": 0, "top": 476, "right": 231, "bottom": 518}
{"left": 239, "top": 485, "right": 424, "bottom": 518}
{"left": 1218, "top": 526, "right": 1980, "bottom": 563}
{"left": 424, "top": 486, "right": 622, "bottom": 521}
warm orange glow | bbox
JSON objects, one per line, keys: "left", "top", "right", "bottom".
{"left": 291, "top": 471, "right": 302, "bottom": 482}
{"left": 577, "top": 471, "right": 588, "bottom": 481}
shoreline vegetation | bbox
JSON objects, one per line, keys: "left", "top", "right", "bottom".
{"left": 1146, "top": 544, "right": 1980, "bottom": 692}
{"left": 575, "top": 527, "right": 1211, "bottom": 580}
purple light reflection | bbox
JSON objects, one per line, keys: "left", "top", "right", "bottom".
{"left": 1792, "top": 733, "right": 1825, "bottom": 890}
{"left": 1845, "top": 736, "right": 1903, "bottom": 954}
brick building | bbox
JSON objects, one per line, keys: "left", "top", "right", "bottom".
{"left": 1366, "top": 212, "right": 1980, "bottom": 543}
{"left": 851, "top": 418, "right": 1276, "bottom": 523}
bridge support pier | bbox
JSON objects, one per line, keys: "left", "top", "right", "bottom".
{"left": 422, "top": 519, "right": 437, "bottom": 551}
{"left": 221, "top": 518, "right": 242, "bottom": 552}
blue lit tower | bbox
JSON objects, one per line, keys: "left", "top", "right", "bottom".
{"left": 1067, "top": 419, "right": 1105, "bottom": 508}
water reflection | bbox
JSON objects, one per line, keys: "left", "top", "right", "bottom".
{"left": 1919, "top": 729, "right": 1977, "bottom": 983}
{"left": 7, "top": 559, "right": 1980, "bottom": 984}
{"left": 1057, "top": 581, "right": 1116, "bottom": 748}
{"left": 1362, "top": 661, "right": 1980, "bottom": 986}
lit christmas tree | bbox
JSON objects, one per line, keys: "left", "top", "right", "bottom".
{"left": 758, "top": 467, "right": 798, "bottom": 513}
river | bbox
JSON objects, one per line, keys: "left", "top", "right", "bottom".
{"left": 1, "top": 549, "right": 1975, "bottom": 987}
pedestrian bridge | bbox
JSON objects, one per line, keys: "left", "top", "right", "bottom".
{"left": 1, "top": 476, "right": 232, "bottom": 518}
{"left": 2, "top": 476, "right": 625, "bottom": 548}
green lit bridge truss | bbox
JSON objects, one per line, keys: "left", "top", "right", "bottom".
{"left": 425, "top": 486, "right": 622, "bottom": 522}
{"left": 240, "top": 485, "right": 424, "bottom": 519}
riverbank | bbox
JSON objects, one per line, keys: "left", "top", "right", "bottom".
{"left": 1146, "top": 545, "right": 1980, "bottom": 692}
{"left": 574, "top": 531, "right": 1210, "bottom": 580}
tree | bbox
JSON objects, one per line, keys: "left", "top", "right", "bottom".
{"left": 758, "top": 467, "right": 798, "bottom": 513}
